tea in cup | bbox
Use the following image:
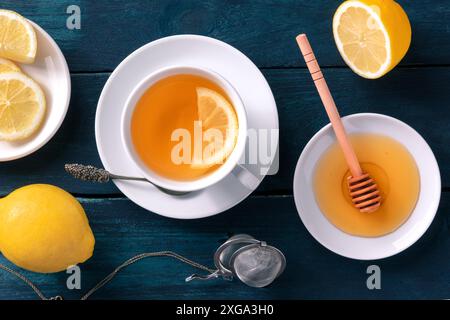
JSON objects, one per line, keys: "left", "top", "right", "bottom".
{"left": 121, "top": 66, "right": 249, "bottom": 192}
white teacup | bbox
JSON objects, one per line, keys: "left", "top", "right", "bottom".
{"left": 121, "top": 65, "right": 253, "bottom": 193}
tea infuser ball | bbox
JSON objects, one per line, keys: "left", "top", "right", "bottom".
{"left": 212, "top": 234, "right": 286, "bottom": 288}
{"left": 231, "top": 243, "right": 285, "bottom": 288}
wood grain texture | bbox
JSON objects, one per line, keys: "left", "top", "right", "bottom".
{"left": 0, "top": 0, "right": 448, "bottom": 71}
{"left": 0, "top": 0, "right": 448, "bottom": 300}
{"left": 0, "top": 68, "right": 449, "bottom": 195}
{"left": 0, "top": 194, "right": 448, "bottom": 300}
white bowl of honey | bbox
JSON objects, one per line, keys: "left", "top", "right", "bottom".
{"left": 294, "top": 113, "right": 441, "bottom": 260}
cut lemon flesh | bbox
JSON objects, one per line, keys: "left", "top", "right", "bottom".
{"left": 333, "top": 0, "right": 411, "bottom": 79}
{"left": 334, "top": 2, "right": 389, "bottom": 78}
{"left": 0, "top": 10, "right": 37, "bottom": 64}
{"left": 0, "top": 57, "right": 21, "bottom": 73}
{"left": 0, "top": 72, "right": 46, "bottom": 141}
{"left": 192, "top": 87, "right": 238, "bottom": 168}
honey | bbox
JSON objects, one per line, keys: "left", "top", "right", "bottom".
{"left": 314, "top": 133, "right": 420, "bottom": 237}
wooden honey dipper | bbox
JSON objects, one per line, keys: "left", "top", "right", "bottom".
{"left": 296, "top": 34, "right": 381, "bottom": 213}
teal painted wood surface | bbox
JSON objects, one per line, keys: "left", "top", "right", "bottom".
{"left": 0, "top": 195, "right": 449, "bottom": 300}
{"left": 1, "top": 68, "right": 450, "bottom": 195}
{"left": 1, "top": 0, "right": 450, "bottom": 70}
{"left": 0, "top": 0, "right": 449, "bottom": 300}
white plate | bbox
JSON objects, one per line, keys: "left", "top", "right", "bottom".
{"left": 96, "top": 35, "right": 279, "bottom": 219}
{"left": 293, "top": 113, "right": 441, "bottom": 260}
{"left": 0, "top": 20, "right": 71, "bottom": 161}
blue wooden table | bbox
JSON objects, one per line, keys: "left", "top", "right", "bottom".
{"left": 0, "top": 0, "right": 449, "bottom": 300}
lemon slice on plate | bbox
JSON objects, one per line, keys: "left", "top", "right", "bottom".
{"left": 192, "top": 87, "right": 238, "bottom": 168}
{"left": 0, "top": 58, "right": 21, "bottom": 73}
{"left": 333, "top": 0, "right": 411, "bottom": 79}
{"left": 0, "top": 9, "right": 37, "bottom": 64}
{"left": 0, "top": 72, "right": 46, "bottom": 141}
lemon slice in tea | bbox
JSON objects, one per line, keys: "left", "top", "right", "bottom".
{"left": 192, "top": 87, "right": 238, "bottom": 168}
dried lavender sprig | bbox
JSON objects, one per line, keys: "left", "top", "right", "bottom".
{"left": 64, "top": 163, "right": 188, "bottom": 196}
{"left": 65, "top": 164, "right": 110, "bottom": 183}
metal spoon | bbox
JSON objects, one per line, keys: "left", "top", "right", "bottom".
{"left": 64, "top": 164, "right": 188, "bottom": 196}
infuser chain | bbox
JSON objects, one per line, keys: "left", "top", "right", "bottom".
{"left": 185, "top": 269, "right": 233, "bottom": 282}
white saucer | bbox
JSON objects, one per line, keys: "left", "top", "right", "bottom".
{"left": 294, "top": 113, "right": 440, "bottom": 260}
{"left": 96, "top": 35, "right": 279, "bottom": 219}
{"left": 0, "top": 20, "right": 71, "bottom": 162}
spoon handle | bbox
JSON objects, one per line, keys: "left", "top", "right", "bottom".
{"left": 108, "top": 173, "right": 148, "bottom": 182}
{"left": 296, "top": 34, "right": 363, "bottom": 178}
{"left": 109, "top": 173, "right": 187, "bottom": 196}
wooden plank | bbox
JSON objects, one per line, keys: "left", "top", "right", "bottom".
{"left": 0, "top": 0, "right": 447, "bottom": 71}
{"left": 1, "top": 67, "right": 449, "bottom": 195}
{"left": 0, "top": 194, "right": 448, "bottom": 300}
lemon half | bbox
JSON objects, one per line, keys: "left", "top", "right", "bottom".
{"left": 0, "top": 72, "right": 46, "bottom": 141}
{"left": 333, "top": 0, "right": 411, "bottom": 79}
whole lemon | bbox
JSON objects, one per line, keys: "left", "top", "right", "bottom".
{"left": 0, "top": 184, "right": 95, "bottom": 273}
